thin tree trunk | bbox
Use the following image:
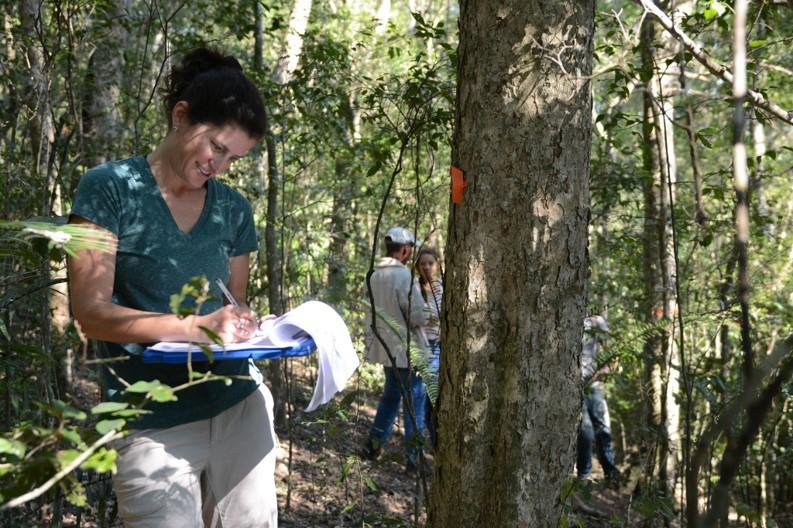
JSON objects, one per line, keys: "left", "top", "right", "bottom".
{"left": 700, "top": 3, "right": 751, "bottom": 525}
{"left": 258, "top": 0, "right": 313, "bottom": 426}
{"left": 639, "top": 13, "right": 665, "bottom": 491}
{"left": 326, "top": 0, "right": 372, "bottom": 307}
{"left": 428, "top": 1, "right": 594, "bottom": 525}
{"left": 640, "top": 9, "right": 683, "bottom": 504}
{"left": 326, "top": 153, "right": 354, "bottom": 307}
{"left": 20, "top": 0, "right": 58, "bottom": 404}
{"left": 272, "top": 0, "right": 312, "bottom": 86}
{"left": 732, "top": 0, "right": 753, "bottom": 386}
{"left": 84, "top": 0, "right": 131, "bottom": 166}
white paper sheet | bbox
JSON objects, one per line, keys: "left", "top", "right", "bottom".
{"left": 149, "top": 301, "right": 360, "bottom": 411}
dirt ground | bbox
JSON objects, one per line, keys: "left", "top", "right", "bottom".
{"left": 273, "top": 361, "right": 635, "bottom": 528}
{"left": 274, "top": 365, "right": 430, "bottom": 528}
{"left": 45, "top": 359, "right": 643, "bottom": 527}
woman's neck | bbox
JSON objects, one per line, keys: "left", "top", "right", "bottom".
{"left": 147, "top": 140, "right": 193, "bottom": 196}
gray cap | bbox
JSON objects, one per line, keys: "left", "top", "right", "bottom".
{"left": 384, "top": 226, "right": 415, "bottom": 246}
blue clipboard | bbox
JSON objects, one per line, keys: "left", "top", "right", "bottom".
{"left": 142, "top": 337, "right": 317, "bottom": 364}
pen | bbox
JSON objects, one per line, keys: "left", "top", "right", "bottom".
{"left": 215, "top": 278, "right": 239, "bottom": 307}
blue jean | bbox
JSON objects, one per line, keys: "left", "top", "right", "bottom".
{"left": 369, "top": 366, "right": 427, "bottom": 462}
{"left": 577, "top": 387, "right": 619, "bottom": 478}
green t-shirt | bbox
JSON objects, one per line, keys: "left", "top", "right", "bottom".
{"left": 71, "top": 156, "right": 260, "bottom": 429}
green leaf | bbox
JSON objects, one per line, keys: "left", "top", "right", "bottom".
{"left": 96, "top": 418, "right": 125, "bottom": 435}
{"left": 0, "top": 463, "right": 13, "bottom": 477}
{"left": 0, "top": 437, "right": 27, "bottom": 458}
{"left": 698, "top": 134, "right": 713, "bottom": 149}
{"left": 170, "top": 292, "right": 187, "bottom": 316}
{"left": 49, "top": 400, "right": 88, "bottom": 421}
{"left": 703, "top": 1, "right": 726, "bottom": 21}
{"left": 57, "top": 449, "right": 81, "bottom": 469}
{"left": 198, "top": 326, "right": 223, "bottom": 348}
{"left": 749, "top": 39, "right": 768, "bottom": 49}
{"left": 125, "top": 380, "right": 162, "bottom": 394}
{"left": 59, "top": 427, "right": 84, "bottom": 447}
{"left": 0, "top": 319, "right": 9, "bottom": 341}
{"left": 91, "top": 401, "right": 129, "bottom": 414}
{"left": 80, "top": 447, "right": 118, "bottom": 474}
{"left": 114, "top": 409, "right": 151, "bottom": 418}
{"left": 65, "top": 481, "right": 87, "bottom": 507}
{"left": 365, "top": 477, "right": 379, "bottom": 491}
{"left": 366, "top": 159, "right": 382, "bottom": 177}
{"left": 198, "top": 341, "right": 215, "bottom": 363}
{"left": 338, "top": 460, "right": 353, "bottom": 483}
{"left": 149, "top": 384, "right": 177, "bottom": 403}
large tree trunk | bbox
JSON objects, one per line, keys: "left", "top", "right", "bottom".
{"left": 428, "top": 2, "right": 594, "bottom": 526}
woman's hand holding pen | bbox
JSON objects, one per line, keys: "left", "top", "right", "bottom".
{"left": 190, "top": 305, "right": 259, "bottom": 344}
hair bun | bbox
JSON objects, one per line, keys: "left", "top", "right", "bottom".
{"left": 179, "top": 48, "right": 240, "bottom": 79}
{"left": 162, "top": 47, "right": 265, "bottom": 138}
{"left": 166, "top": 48, "right": 242, "bottom": 107}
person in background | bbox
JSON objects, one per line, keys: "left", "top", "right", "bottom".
{"left": 415, "top": 246, "right": 442, "bottom": 448}
{"left": 362, "top": 226, "right": 428, "bottom": 472}
{"left": 68, "top": 48, "right": 278, "bottom": 527}
{"left": 577, "top": 315, "right": 621, "bottom": 484}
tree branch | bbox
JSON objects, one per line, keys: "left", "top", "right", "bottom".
{"left": 701, "top": 336, "right": 793, "bottom": 527}
{"left": 635, "top": 0, "right": 793, "bottom": 126}
{"left": 0, "top": 429, "right": 123, "bottom": 511}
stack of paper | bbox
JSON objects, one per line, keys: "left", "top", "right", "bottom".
{"left": 142, "top": 301, "right": 360, "bottom": 411}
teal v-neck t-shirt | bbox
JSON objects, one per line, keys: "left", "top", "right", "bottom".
{"left": 71, "top": 156, "right": 260, "bottom": 429}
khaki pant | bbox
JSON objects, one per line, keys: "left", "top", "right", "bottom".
{"left": 112, "top": 384, "right": 278, "bottom": 527}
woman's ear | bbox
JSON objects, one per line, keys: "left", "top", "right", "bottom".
{"left": 171, "top": 101, "right": 190, "bottom": 129}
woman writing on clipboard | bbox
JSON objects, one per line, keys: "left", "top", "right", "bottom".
{"left": 68, "top": 48, "right": 278, "bottom": 527}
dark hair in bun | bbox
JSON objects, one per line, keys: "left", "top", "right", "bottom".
{"left": 163, "top": 48, "right": 266, "bottom": 139}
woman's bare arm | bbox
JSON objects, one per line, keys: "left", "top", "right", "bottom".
{"left": 68, "top": 216, "right": 255, "bottom": 343}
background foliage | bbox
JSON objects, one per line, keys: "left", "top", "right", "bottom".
{"left": 1, "top": 0, "right": 791, "bottom": 526}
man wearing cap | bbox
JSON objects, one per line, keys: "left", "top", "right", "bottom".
{"left": 577, "top": 315, "right": 621, "bottom": 483}
{"left": 362, "top": 226, "right": 429, "bottom": 471}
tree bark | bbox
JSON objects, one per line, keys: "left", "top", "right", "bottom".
{"left": 272, "top": 0, "right": 312, "bottom": 86}
{"left": 428, "top": 2, "right": 593, "bottom": 525}
{"left": 84, "top": 0, "right": 131, "bottom": 166}
{"left": 639, "top": 8, "right": 683, "bottom": 502}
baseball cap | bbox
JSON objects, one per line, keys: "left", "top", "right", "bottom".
{"left": 384, "top": 226, "right": 415, "bottom": 246}
{"left": 584, "top": 315, "right": 609, "bottom": 333}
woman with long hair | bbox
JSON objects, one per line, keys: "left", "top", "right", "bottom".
{"left": 415, "top": 246, "right": 443, "bottom": 447}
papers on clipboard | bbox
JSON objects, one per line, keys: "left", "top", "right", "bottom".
{"left": 143, "top": 301, "right": 360, "bottom": 411}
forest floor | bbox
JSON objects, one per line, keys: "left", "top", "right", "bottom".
{"left": 271, "top": 361, "right": 639, "bottom": 528}
{"left": 52, "top": 360, "right": 664, "bottom": 527}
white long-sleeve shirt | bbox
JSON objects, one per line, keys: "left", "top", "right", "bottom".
{"left": 364, "top": 257, "right": 428, "bottom": 368}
